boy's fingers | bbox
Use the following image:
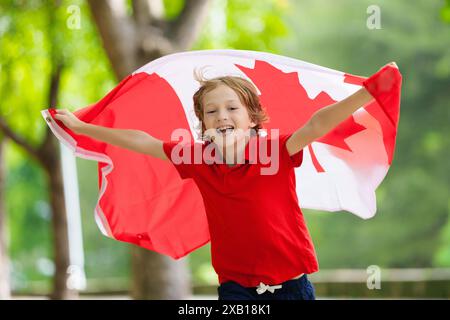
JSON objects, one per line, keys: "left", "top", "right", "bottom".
{"left": 388, "top": 61, "right": 398, "bottom": 68}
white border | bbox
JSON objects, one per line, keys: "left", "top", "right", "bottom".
{"left": 40, "top": 110, "right": 115, "bottom": 239}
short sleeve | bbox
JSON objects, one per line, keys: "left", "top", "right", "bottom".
{"left": 278, "top": 133, "right": 304, "bottom": 168}
{"left": 163, "top": 141, "right": 195, "bottom": 179}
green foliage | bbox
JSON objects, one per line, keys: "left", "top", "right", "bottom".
{"left": 162, "top": 0, "right": 184, "bottom": 20}
{"left": 442, "top": 0, "right": 450, "bottom": 22}
{"left": 434, "top": 202, "right": 450, "bottom": 266}
{"left": 0, "top": 0, "right": 52, "bottom": 289}
{"left": 0, "top": 0, "right": 120, "bottom": 290}
{"left": 192, "top": 0, "right": 289, "bottom": 52}
{"left": 5, "top": 145, "right": 52, "bottom": 287}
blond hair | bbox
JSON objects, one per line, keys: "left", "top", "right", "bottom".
{"left": 192, "top": 68, "right": 269, "bottom": 138}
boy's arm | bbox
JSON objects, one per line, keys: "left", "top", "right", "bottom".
{"left": 286, "top": 87, "right": 373, "bottom": 156}
{"left": 80, "top": 124, "right": 168, "bottom": 160}
{"left": 54, "top": 109, "right": 168, "bottom": 160}
{"left": 286, "top": 61, "right": 398, "bottom": 156}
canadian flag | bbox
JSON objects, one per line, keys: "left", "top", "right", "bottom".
{"left": 42, "top": 49, "right": 402, "bottom": 259}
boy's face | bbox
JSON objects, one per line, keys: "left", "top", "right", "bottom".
{"left": 202, "top": 84, "right": 257, "bottom": 147}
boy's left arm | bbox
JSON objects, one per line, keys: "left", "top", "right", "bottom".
{"left": 286, "top": 62, "right": 398, "bottom": 156}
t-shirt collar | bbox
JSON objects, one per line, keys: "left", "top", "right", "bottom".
{"left": 203, "top": 134, "right": 260, "bottom": 163}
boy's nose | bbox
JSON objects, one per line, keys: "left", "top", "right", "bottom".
{"left": 216, "top": 110, "right": 229, "bottom": 121}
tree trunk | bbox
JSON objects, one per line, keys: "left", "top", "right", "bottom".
{"left": 0, "top": 135, "right": 11, "bottom": 299}
{"left": 41, "top": 60, "right": 77, "bottom": 299}
{"left": 131, "top": 248, "right": 191, "bottom": 299}
{"left": 87, "top": 0, "right": 211, "bottom": 299}
{"left": 42, "top": 138, "right": 78, "bottom": 300}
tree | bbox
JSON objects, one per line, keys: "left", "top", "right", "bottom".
{"left": 86, "top": 0, "right": 211, "bottom": 299}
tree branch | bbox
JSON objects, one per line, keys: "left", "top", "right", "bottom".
{"left": 167, "top": 0, "right": 211, "bottom": 50}
{"left": 0, "top": 58, "right": 61, "bottom": 166}
{"left": 138, "top": 0, "right": 211, "bottom": 61}
{"left": 138, "top": 25, "right": 176, "bottom": 62}
{"left": 40, "top": 62, "right": 63, "bottom": 155}
{"left": 132, "top": 0, "right": 164, "bottom": 28}
{"left": 87, "top": 0, "right": 137, "bottom": 79}
{"left": 48, "top": 62, "right": 63, "bottom": 108}
{"left": 0, "top": 116, "right": 40, "bottom": 161}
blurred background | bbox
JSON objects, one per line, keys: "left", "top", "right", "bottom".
{"left": 0, "top": 0, "right": 449, "bottom": 299}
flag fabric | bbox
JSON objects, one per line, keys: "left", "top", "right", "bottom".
{"left": 41, "top": 49, "right": 402, "bottom": 259}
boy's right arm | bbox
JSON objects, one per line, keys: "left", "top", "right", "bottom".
{"left": 80, "top": 123, "right": 168, "bottom": 160}
{"left": 53, "top": 109, "right": 168, "bottom": 161}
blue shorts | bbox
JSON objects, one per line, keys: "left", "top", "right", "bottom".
{"left": 217, "top": 274, "right": 316, "bottom": 300}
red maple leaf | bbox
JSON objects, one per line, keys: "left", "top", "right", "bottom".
{"left": 236, "top": 60, "right": 366, "bottom": 173}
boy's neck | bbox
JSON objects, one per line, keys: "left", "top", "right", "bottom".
{"left": 215, "top": 136, "right": 250, "bottom": 166}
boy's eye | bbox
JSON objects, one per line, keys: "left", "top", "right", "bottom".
{"left": 206, "top": 106, "right": 237, "bottom": 114}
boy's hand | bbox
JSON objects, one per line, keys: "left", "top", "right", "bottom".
{"left": 386, "top": 61, "right": 398, "bottom": 69}
{"left": 54, "top": 109, "right": 85, "bottom": 134}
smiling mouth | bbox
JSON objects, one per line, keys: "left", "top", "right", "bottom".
{"left": 216, "top": 126, "right": 235, "bottom": 134}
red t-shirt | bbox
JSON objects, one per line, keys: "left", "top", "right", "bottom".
{"left": 163, "top": 133, "right": 319, "bottom": 287}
